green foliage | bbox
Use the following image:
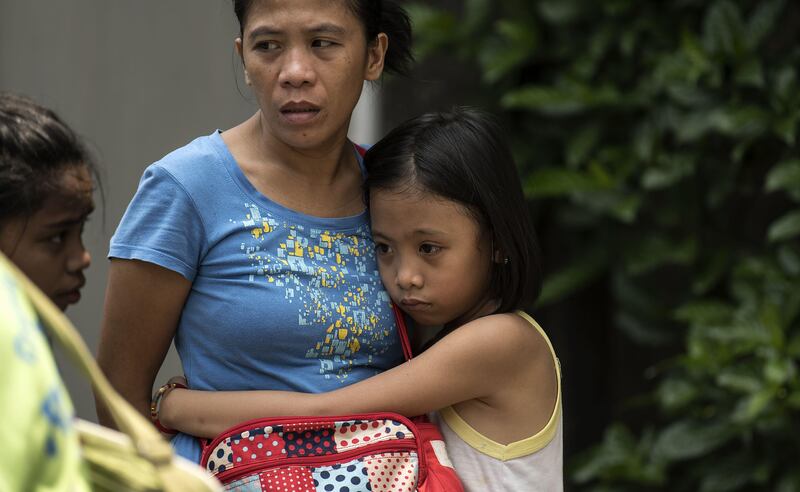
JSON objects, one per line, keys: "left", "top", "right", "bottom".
{"left": 410, "top": 0, "right": 800, "bottom": 490}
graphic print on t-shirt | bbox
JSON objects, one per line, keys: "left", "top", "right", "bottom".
{"left": 235, "top": 203, "right": 394, "bottom": 381}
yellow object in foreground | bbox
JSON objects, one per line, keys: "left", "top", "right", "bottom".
{"left": 0, "top": 252, "right": 222, "bottom": 492}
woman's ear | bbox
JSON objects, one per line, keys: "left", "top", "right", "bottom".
{"left": 235, "top": 38, "right": 251, "bottom": 85}
{"left": 365, "top": 33, "right": 389, "bottom": 81}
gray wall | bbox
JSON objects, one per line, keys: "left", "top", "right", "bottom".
{"left": 0, "top": 0, "right": 381, "bottom": 422}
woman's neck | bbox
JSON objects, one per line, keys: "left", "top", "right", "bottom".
{"left": 223, "top": 112, "right": 365, "bottom": 217}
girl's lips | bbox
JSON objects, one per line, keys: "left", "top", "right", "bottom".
{"left": 56, "top": 289, "right": 81, "bottom": 307}
{"left": 400, "top": 298, "right": 430, "bottom": 310}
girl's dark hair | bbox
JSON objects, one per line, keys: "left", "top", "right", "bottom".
{"left": 232, "top": 0, "right": 414, "bottom": 76}
{"left": 364, "top": 107, "right": 543, "bottom": 313}
{"left": 0, "top": 92, "right": 97, "bottom": 224}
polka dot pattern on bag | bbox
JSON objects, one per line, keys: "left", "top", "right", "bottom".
{"left": 285, "top": 427, "right": 337, "bottom": 458}
{"left": 364, "top": 453, "right": 418, "bottom": 492}
{"left": 312, "top": 460, "right": 370, "bottom": 492}
{"left": 336, "top": 420, "right": 410, "bottom": 453}
{"left": 259, "top": 466, "right": 316, "bottom": 491}
{"left": 231, "top": 432, "right": 287, "bottom": 465}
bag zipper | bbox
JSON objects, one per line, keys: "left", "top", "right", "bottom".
{"left": 201, "top": 412, "right": 428, "bottom": 483}
{"left": 217, "top": 438, "right": 418, "bottom": 483}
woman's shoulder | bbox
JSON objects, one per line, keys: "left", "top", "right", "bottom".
{"left": 148, "top": 131, "right": 227, "bottom": 178}
{"left": 141, "top": 131, "right": 232, "bottom": 193}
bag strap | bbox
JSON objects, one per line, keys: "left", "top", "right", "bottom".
{"left": 0, "top": 253, "right": 181, "bottom": 487}
{"left": 392, "top": 304, "right": 414, "bottom": 361}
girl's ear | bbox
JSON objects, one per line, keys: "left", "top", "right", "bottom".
{"left": 365, "top": 33, "right": 389, "bottom": 81}
{"left": 493, "top": 250, "right": 509, "bottom": 265}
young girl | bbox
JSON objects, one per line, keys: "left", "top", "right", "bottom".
{"left": 0, "top": 92, "right": 94, "bottom": 490}
{"left": 160, "top": 107, "right": 563, "bottom": 490}
{"left": 0, "top": 92, "right": 95, "bottom": 311}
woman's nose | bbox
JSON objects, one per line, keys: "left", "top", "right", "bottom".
{"left": 279, "top": 48, "right": 316, "bottom": 88}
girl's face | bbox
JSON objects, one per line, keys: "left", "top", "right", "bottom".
{"left": 0, "top": 165, "right": 93, "bottom": 311}
{"left": 236, "top": 0, "right": 387, "bottom": 152}
{"left": 370, "top": 186, "right": 496, "bottom": 328}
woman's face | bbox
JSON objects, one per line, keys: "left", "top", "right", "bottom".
{"left": 237, "top": 0, "right": 387, "bottom": 152}
{"left": 0, "top": 165, "right": 93, "bottom": 311}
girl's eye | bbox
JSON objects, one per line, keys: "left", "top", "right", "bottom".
{"left": 419, "top": 244, "right": 441, "bottom": 255}
{"left": 375, "top": 243, "right": 391, "bottom": 255}
{"left": 46, "top": 232, "right": 67, "bottom": 247}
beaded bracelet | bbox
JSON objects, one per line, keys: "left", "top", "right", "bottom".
{"left": 149, "top": 381, "right": 187, "bottom": 435}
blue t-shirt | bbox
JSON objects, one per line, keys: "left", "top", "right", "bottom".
{"left": 110, "top": 131, "right": 402, "bottom": 461}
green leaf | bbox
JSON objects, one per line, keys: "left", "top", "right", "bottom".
{"left": 524, "top": 167, "right": 609, "bottom": 197}
{"left": 777, "top": 245, "right": 800, "bottom": 276}
{"left": 680, "top": 30, "right": 712, "bottom": 77}
{"left": 641, "top": 153, "right": 696, "bottom": 190}
{"left": 479, "top": 20, "right": 538, "bottom": 83}
{"left": 698, "top": 454, "right": 758, "bottom": 492}
{"left": 675, "top": 300, "right": 734, "bottom": 326}
{"left": 566, "top": 125, "right": 601, "bottom": 168}
{"left": 768, "top": 211, "right": 800, "bottom": 243}
{"left": 652, "top": 420, "right": 732, "bottom": 461}
{"left": 657, "top": 378, "right": 697, "bottom": 411}
{"left": 537, "top": 250, "right": 607, "bottom": 306}
{"left": 703, "top": 0, "right": 746, "bottom": 57}
{"left": 764, "top": 356, "right": 796, "bottom": 386}
{"left": 717, "top": 369, "right": 762, "bottom": 394}
{"left": 765, "top": 159, "right": 800, "bottom": 194}
{"left": 735, "top": 57, "right": 764, "bottom": 88}
{"left": 461, "top": 0, "right": 491, "bottom": 35}
{"left": 746, "top": 0, "right": 786, "bottom": 49}
{"left": 732, "top": 388, "right": 775, "bottom": 423}
{"left": 501, "top": 83, "right": 622, "bottom": 115}
{"left": 625, "top": 236, "right": 697, "bottom": 276}
{"left": 537, "top": 0, "right": 582, "bottom": 25}
{"left": 716, "top": 105, "right": 770, "bottom": 138}
{"left": 406, "top": 4, "right": 458, "bottom": 58}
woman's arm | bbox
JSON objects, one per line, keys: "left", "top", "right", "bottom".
{"left": 95, "top": 259, "right": 191, "bottom": 427}
{"left": 161, "top": 313, "right": 537, "bottom": 438}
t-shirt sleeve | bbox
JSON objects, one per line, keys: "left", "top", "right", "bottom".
{"left": 109, "top": 164, "right": 207, "bottom": 281}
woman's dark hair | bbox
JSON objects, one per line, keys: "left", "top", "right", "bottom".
{"left": 0, "top": 92, "right": 97, "bottom": 225}
{"left": 364, "top": 107, "right": 543, "bottom": 313}
{"left": 232, "top": 0, "right": 414, "bottom": 76}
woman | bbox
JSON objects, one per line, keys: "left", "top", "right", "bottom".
{"left": 96, "top": 0, "right": 413, "bottom": 463}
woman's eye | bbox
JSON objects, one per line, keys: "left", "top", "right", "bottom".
{"left": 419, "top": 244, "right": 441, "bottom": 255}
{"left": 255, "top": 41, "right": 280, "bottom": 50}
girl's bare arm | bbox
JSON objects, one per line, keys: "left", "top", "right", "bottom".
{"left": 160, "top": 313, "right": 541, "bottom": 438}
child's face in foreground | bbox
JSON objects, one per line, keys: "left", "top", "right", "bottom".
{"left": 370, "top": 186, "right": 495, "bottom": 328}
{"left": 0, "top": 165, "right": 93, "bottom": 311}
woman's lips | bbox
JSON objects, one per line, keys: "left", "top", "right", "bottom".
{"left": 280, "top": 102, "right": 321, "bottom": 125}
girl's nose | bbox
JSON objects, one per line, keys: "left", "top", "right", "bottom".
{"left": 279, "top": 48, "right": 316, "bottom": 88}
{"left": 396, "top": 261, "right": 423, "bottom": 290}
{"left": 67, "top": 241, "right": 91, "bottom": 273}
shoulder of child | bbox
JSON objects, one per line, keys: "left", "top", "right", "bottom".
{"left": 440, "top": 311, "right": 549, "bottom": 368}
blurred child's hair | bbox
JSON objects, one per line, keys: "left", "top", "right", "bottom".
{"left": 0, "top": 92, "right": 98, "bottom": 225}
{"left": 364, "top": 107, "right": 542, "bottom": 312}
